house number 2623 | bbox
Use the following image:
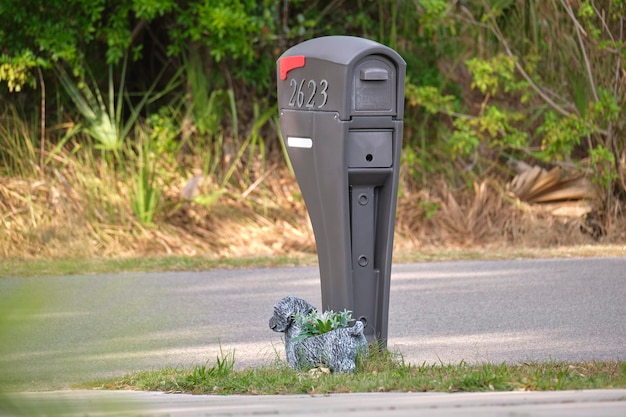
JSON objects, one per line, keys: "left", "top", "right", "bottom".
{"left": 288, "top": 78, "right": 329, "bottom": 109}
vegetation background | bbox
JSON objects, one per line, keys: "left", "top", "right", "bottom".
{"left": 1, "top": 0, "right": 624, "bottom": 260}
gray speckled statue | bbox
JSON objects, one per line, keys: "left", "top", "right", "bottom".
{"left": 269, "top": 296, "right": 368, "bottom": 373}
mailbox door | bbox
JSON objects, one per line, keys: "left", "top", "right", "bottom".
{"left": 352, "top": 56, "right": 397, "bottom": 116}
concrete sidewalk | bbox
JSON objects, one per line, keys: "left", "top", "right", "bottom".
{"left": 2, "top": 389, "right": 626, "bottom": 417}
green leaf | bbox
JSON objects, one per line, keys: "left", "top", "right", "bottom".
{"left": 294, "top": 308, "right": 354, "bottom": 340}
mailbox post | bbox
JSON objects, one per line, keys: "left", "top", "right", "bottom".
{"left": 276, "top": 36, "right": 406, "bottom": 346}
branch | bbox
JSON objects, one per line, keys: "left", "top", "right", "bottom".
{"left": 130, "top": 18, "right": 148, "bottom": 44}
{"left": 480, "top": 0, "right": 573, "bottom": 117}
{"left": 37, "top": 67, "right": 45, "bottom": 169}
{"left": 559, "top": 0, "right": 599, "bottom": 101}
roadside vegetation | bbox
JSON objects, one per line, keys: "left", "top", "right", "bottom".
{"left": 1, "top": 244, "right": 625, "bottom": 278}
{"left": 89, "top": 348, "right": 626, "bottom": 394}
{"left": 1, "top": 1, "right": 624, "bottom": 399}
{"left": 1, "top": 0, "right": 624, "bottom": 260}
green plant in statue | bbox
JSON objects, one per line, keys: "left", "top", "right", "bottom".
{"left": 293, "top": 309, "right": 353, "bottom": 341}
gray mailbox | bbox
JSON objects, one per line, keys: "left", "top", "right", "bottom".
{"left": 276, "top": 36, "right": 406, "bottom": 346}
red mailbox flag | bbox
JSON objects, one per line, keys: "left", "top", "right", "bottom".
{"left": 279, "top": 55, "right": 305, "bottom": 80}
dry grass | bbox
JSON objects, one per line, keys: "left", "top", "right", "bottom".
{"left": 0, "top": 148, "right": 316, "bottom": 260}
{"left": 1, "top": 143, "right": 625, "bottom": 261}
{"left": 396, "top": 174, "right": 625, "bottom": 251}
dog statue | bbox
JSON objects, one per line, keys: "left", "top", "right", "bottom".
{"left": 269, "top": 296, "right": 368, "bottom": 372}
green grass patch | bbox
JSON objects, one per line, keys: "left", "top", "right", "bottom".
{"left": 85, "top": 349, "right": 626, "bottom": 395}
{"left": 0, "top": 254, "right": 317, "bottom": 279}
{"left": 3, "top": 244, "right": 625, "bottom": 279}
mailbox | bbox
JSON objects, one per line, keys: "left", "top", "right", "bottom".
{"left": 276, "top": 36, "right": 406, "bottom": 346}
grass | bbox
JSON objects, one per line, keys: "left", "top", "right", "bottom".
{"left": 84, "top": 348, "right": 626, "bottom": 395}
{"left": 1, "top": 244, "right": 624, "bottom": 279}
{"left": 0, "top": 254, "right": 317, "bottom": 279}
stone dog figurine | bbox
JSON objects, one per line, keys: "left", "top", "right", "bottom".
{"left": 269, "top": 296, "right": 368, "bottom": 373}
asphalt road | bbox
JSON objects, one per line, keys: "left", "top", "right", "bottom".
{"left": 1, "top": 257, "right": 625, "bottom": 391}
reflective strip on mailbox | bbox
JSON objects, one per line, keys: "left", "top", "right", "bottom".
{"left": 287, "top": 136, "right": 313, "bottom": 148}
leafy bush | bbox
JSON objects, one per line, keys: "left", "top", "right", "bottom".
{"left": 404, "top": 1, "right": 624, "bottom": 208}
{"left": 0, "top": 0, "right": 625, "bottom": 248}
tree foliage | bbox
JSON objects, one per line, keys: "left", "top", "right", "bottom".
{"left": 0, "top": 0, "right": 624, "bottom": 227}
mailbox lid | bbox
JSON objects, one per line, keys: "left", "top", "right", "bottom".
{"left": 278, "top": 36, "right": 399, "bottom": 66}
{"left": 277, "top": 36, "right": 406, "bottom": 120}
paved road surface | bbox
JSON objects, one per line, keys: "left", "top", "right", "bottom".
{"left": 1, "top": 257, "right": 625, "bottom": 392}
